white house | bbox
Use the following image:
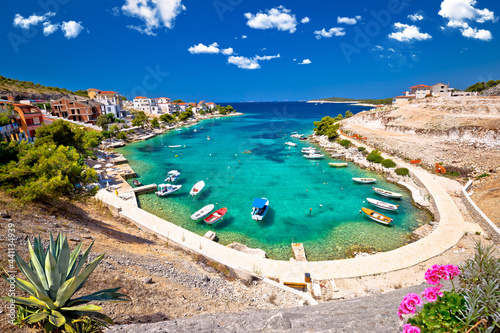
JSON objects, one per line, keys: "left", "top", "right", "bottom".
{"left": 431, "top": 83, "right": 454, "bottom": 97}
{"left": 96, "top": 91, "right": 127, "bottom": 118}
{"left": 157, "top": 97, "right": 172, "bottom": 114}
{"left": 133, "top": 96, "right": 160, "bottom": 114}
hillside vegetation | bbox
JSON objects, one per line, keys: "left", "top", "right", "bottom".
{"left": 465, "top": 80, "right": 500, "bottom": 93}
{"left": 0, "top": 75, "right": 88, "bottom": 98}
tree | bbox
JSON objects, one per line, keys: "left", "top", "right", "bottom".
{"left": 172, "top": 99, "right": 185, "bottom": 103}
{"left": 116, "top": 132, "right": 127, "bottom": 140}
{"left": 106, "top": 113, "right": 116, "bottom": 123}
{"left": 150, "top": 118, "right": 159, "bottom": 128}
{"left": 121, "top": 96, "right": 127, "bottom": 101}
{"left": 345, "top": 110, "right": 354, "bottom": 118}
{"left": 96, "top": 114, "right": 110, "bottom": 130}
{"left": 0, "top": 112, "right": 10, "bottom": 126}
{"left": 109, "top": 124, "right": 120, "bottom": 137}
{"left": 131, "top": 111, "right": 147, "bottom": 127}
{"left": 160, "top": 114, "right": 176, "bottom": 123}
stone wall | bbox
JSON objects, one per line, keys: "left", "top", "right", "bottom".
{"left": 461, "top": 180, "right": 500, "bottom": 245}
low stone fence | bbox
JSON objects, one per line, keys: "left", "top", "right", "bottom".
{"left": 461, "top": 180, "right": 500, "bottom": 245}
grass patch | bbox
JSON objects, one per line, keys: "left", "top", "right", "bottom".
{"left": 476, "top": 173, "right": 490, "bottom": 179}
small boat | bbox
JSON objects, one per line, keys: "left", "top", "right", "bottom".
{"left": 291, "top": 132, "right": 304, "bottom": 139}
{"left": 331, "top": 153, "right": 345, "bottom": 158}
{"left": 372, "top": 187, "right": 403, "bottom": 199}
{"left": 361, "top": 207, "right": 393, "bottom": 226}
{"left": 285, "top": 142, "right": 297, "bottom": 147}
{"left": 165, "top": 170, "right": 180, "bottom": 182}
{"left": 204, "top": 207, "right": 227, "bottom": 224}
{"left": 251, "top": 198, "right": 269, "bottom": 221}
{"left": 304, "top": 152, "right": 324, "bottom": 159}
{"left": 299, "top": 137, "right": 308, "bottom": 141}
{"left": 352, "top": 177, "right": 377, "bottom": 184}
{"left": 301, "top": 147, "right": 318, "bottom": 154}
{"left": 190, "top": 180, "right": 205, "bottom": 196}
{"left": 190, "top": 204, "right": 215, "bottom": 220}
{"left": 366, "top": 198, "right": 399, "bottom": 211}
{"left": 132, "top": 179, "right": 142, "bottom": 186}
{"left": 155, "top": 184, "right": 182, "bottom": 197}
{"left": 329, "top": 163, "right": 348, "bottom": 167}
{"left": 169, "top": 145, "right": 182, "bottom": 148}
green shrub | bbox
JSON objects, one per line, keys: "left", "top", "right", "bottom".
{"left": 339, "top": 139, "right": 351, "bottom": 148}
{"left": 395, "top": 168, "right": 409, "bottom": 176}
{"left": 381, "top": 159, "right": 397, "bottom": 168}
{"left": 361, "top": 150, "right": 368, "bottom": 156}
{"left": 357, "top": 146, "right": 366, "bottom": 152}
{"left": 116, "top": 132, "right": 127, "bottom": 140}
{"left": 476, "top": 173, "right": 489, "bottom": 179}
{"left": 367, "top": 150, "right": 383, "bottom": 163}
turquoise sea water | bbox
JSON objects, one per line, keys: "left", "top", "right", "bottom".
{"left": 117, "top": 102, "right": 431, "bottom": 261}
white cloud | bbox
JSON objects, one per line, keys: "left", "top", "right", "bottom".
{"left": 244, "top": 6, "right": 298, "bottom": 33}
{"left": 241, "top": 35, "right": 247, "bottom": 39}
{"left": 374, "top": 45, "right": 384, "bottom": 50}
{"left": 60, "top": 21, "right": 84, "bottom": 39}
{"left": 314, "top": 27, "right": 345, "bottom": 39}
{"left": 188, "top": 42, "right": 220, "bottom": 54}
{"left": 122, "top": 0, "right": 186, "bottom": 36}
{"left": 298, "top": 59, "right": 311, "bottom": 65}
{"left": 43, "top": 22, "right": 59, "bottom": 36}
{"left": 13, "top": 12, "right": 55, "bottom": 29}
{"left": 337, "top": 16, "right": 360, "bottom": 25}
{"left": 461, "top": 26, "right": 492, "bottom": 40}
{"left": 293, "top": 58, "right": 297, "bottom": 61}
{"left": 388, "top": 23, "right": 432, "bottom": 42}
{"left": 408, "top": 13, "right": 424, "bottom": 21}
{"left": 221, "top": 47, "right": 234, "bottom": 55}
{"left": 438, "top": 0, "right": 496, "bottom": 23}
{"left": 388, "top": 48, "right": 396, "bottom": 52}
{"left": 227, "top": 54, "right": 280, "bottom": 70}
{"left": 301, "top": 17, "right": 310, "bottom": 24}
{"left": 109, "top": 6, "right": 121, "bottom": 17}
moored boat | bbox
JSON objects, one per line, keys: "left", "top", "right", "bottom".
{"left": 372, "top": 187, "right": 403, "bottom": 199}
{"left": 366, "top": 198, "right": 398, "bottom": 211}
{"left": 352, "top": 177, "right": 377, "bottom": 183}
{"left": 132, "top": 179, "right": 142, "bottom": 186}
{"left": 190, "top": 204, "right": 215, "bottom": 220}
{"left": 361, "top": 207, "right": 394, "bottom": 226}
{"left": 301, "top": 147, "right": 317, "bottom": 154}
{"left": 299, "top": 137, "right": 308, "bottom": 141}
{"left": 285, "top": 142, "right": 297, "bottom": 147}
{"left": 165, "top": 170, "right": 180, "bottom": 182}
{"left": 329, "top": 162, "right": 348, "bottom": 167}
{"left": 155, "top": 183, "right": 182, "bottom": 197}
{"left": 304, "top": 152, "right": 324, "bottom": 159}
{"left": 169, "top": 145, "right": 182, "bottom": 148}
{"left": 251, "top": 198, "right": 269, "bottom": 221}
{"left": 291, "top": 132, "right": 304, "bottom": 139}
{"left": 204, "top": 207, "right": 228, "bottom": 224}
{"left": 190, "top": 180, "right": 205, "bottom": 196}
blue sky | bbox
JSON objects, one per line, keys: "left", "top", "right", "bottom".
{"left": 1, "top": 0, "right": 499, "bottom": 101}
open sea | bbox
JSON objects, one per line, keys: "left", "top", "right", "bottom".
{"left": 116, "top": 102, "right": 431, "bottom": 261}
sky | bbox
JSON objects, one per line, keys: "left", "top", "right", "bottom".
{"left": 1, "top": 0, "right": 500, "bottom": 102}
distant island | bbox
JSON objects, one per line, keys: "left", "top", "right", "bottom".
{"left": 307, "top": 97, "right": 393, "bottom": 106}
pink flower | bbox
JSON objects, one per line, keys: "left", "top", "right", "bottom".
{"left": 424, "top": 264, "right": 461, "bottom": 285}
{"left": 444, "top": 265, "right": 460, "bottom": 279}
{"left": 397, "top": 293, "right": 423, "bottom": 319}
{"left": 402, "top": 324, "right": 421, "bottom": 333}
{"left": 421, "top": 285, "right": 444, "bottom": 303}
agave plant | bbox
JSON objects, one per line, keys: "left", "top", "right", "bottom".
{"left": 2, "top": 233, "right": 128, "bottom": 332}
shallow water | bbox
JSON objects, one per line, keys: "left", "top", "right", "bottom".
{"left": 117, "top": 102, "right": 431, "bottom": 261}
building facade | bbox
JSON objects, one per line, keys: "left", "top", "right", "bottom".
{"left": 14, "top": 103, "right": 44, "bottom": 138}
{"left": 133, "top": 96, "right": 160, "bottom": 114}
{"left": 157, "top": 97, "right": 172, "bottom": 114}
{"left": 96, "top": 91, "right": 126, "bottom": 119}
{"left": 51, "top": 96, "right": 104, "bottom": 124}
{"left": 0, "top": 100, "right": 21, "bottom": 141}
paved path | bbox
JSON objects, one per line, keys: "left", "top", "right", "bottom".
{"left": 108, "top": 283, "right": 432, "bottom": 333}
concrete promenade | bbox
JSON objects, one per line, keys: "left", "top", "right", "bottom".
{"left": 96, "top": 154, "right": 466, "bottom": 282}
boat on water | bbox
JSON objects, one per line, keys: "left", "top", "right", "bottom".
{"left": 285, "top": 142, "right": 297, "bottom": 147}
{"left": 165, "top": 170, "right": 180, "bottom": 182}
{"left": 291, "top": 132, "right": 304, "bottom": 139}
{"left": 361, "top": 207, "right": 394, "bottom": 226}
{"left": 352, "top": 177, "right": 377, "bottom": 184}
{"left": 132, "top": 179, "right": 142, "bottom": 186}
{"left": 169, "top": 145, "right": 182, "bottom": 148}
{"left": 331, "top": 153, "right": 345, "bottom": 158}
{"left": 204, "top": 207, "right": 227, "bottom": 224}
{"left": 299, "top": 137, "right": 308, "bottom": 141}
{"left": 190, "top": 204, "right": 215, "bottom": 220}
{"left": 190, "top": 180, "right": 205, "bottom": 196}
{"left": 366, "top": 198, "right": 399, "bottom": 211}
{"left": 329, "top": 162, "right": 348, "bottom": 167}
{"left": 155, "top": 183, "right": 182, "bottom": 197}
{"left": 251, "top": 198, "right": 269, "bottom": 221}
{"left": 304, "top": 152, "right": 324, "bottom": 159}
{"left": 372, "top": 187, "right": 403, "bottom": 199}
{"left": 301, "top": 147, "right": 318, "bottom": 154}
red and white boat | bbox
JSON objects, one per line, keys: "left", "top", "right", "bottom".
{"left": 204, "top": 207, "right": 227, "bottom": 225}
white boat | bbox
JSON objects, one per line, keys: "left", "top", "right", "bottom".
{"left": 301, "top": 147, "right": 317, "bottom": 154}
{"left": 190, "top": 204, "right": 215, "bottom": 220}
{"left": 372, "top": 187, "right": 403, "bottom": 199}
{"left": 329, "top": 162, "right": 348, "bottom": 167}
{"left": 251, "top": 198, "right": 269, "bottom": 221}
{"left": 366, "top": 198, "right": 399, "bottom": 211}
{"left": 190, "top": 180, "right": 205, "bottom": 196}
{"left": 165, "top": 170, "right": 180, "bottom": 182}
{"left": 155, "top": 184, "right": 182, "bottom": 197}
{"left": 291, "top": 132, "right": 304, "bottom": 139}
{"left": 169, "top": 145, "right": 182, "bottom": 148}
{"left": 285, "top": 142, "right": 297, "bottom": 147}
{"left": 304, "top": 152, "right": 324, "bottom": 159}
{"left": 352, "top": 177, "right": 377, "bottom": 184}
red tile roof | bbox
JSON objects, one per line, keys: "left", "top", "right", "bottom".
{"left": 99, "top": 91, "right": 117, "bottom": 95}
{"left": 410, "top": 84, "right": 430, "bottom": 89}
{"left": 134, "top": 96, "right": 147, "bottom": 99}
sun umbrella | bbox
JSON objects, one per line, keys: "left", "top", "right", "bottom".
{"left": 105, "top": 163, "right": 114, "bottom": 167}
{"left": 106, "top": 168, "right": 115, "bottom": 172}
{"left": 93, "top": 164, "right": 102, "bottom": 169}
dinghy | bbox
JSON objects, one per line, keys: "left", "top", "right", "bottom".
{"left": 329, "top": 163, "right": 348, "bottom": 167}
{"left": 366, "top": 198, "right": 398, "bottom": 211}
{"left": 285, "top": 142, "right": 297, "bottom": 147}
{"left": 191, "top": 204, "right": 215, "bottom": 220}
{"left": 361, "top": 207, "right": 393, "bottom": 226}
{"left": 304, "top": 152, "right": 324, "bottom": 159}
{"left": 372, "top": 187, "right": 403, "bottom": 199}
{"left": 204, "top": 207, "right": 227, "bottom": 224}
{"left": 165, "top": 170, "right": 180, "bottom": 182}
{"left": 190, "top": 180, "right": 205, "bottom": 196}
{"left": 352, "top": 177, "right": 377, "bottom": 184}
{"left": 132, "top": 179, "right": 142, "bottom": 186}
{"left": 251, "top": 198, "right": 269, "bottom": 221}
{"left": 291, "top": 132, "right": 304, "bottom": 139}
{"left": 169, "top": 145, "right": 182, "bottom": 148}
{"left": 155, "top": 184, "right": 182, "bottom": 197}
{"left": 301, "top": 147, "right": 317, "bottom": 154}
